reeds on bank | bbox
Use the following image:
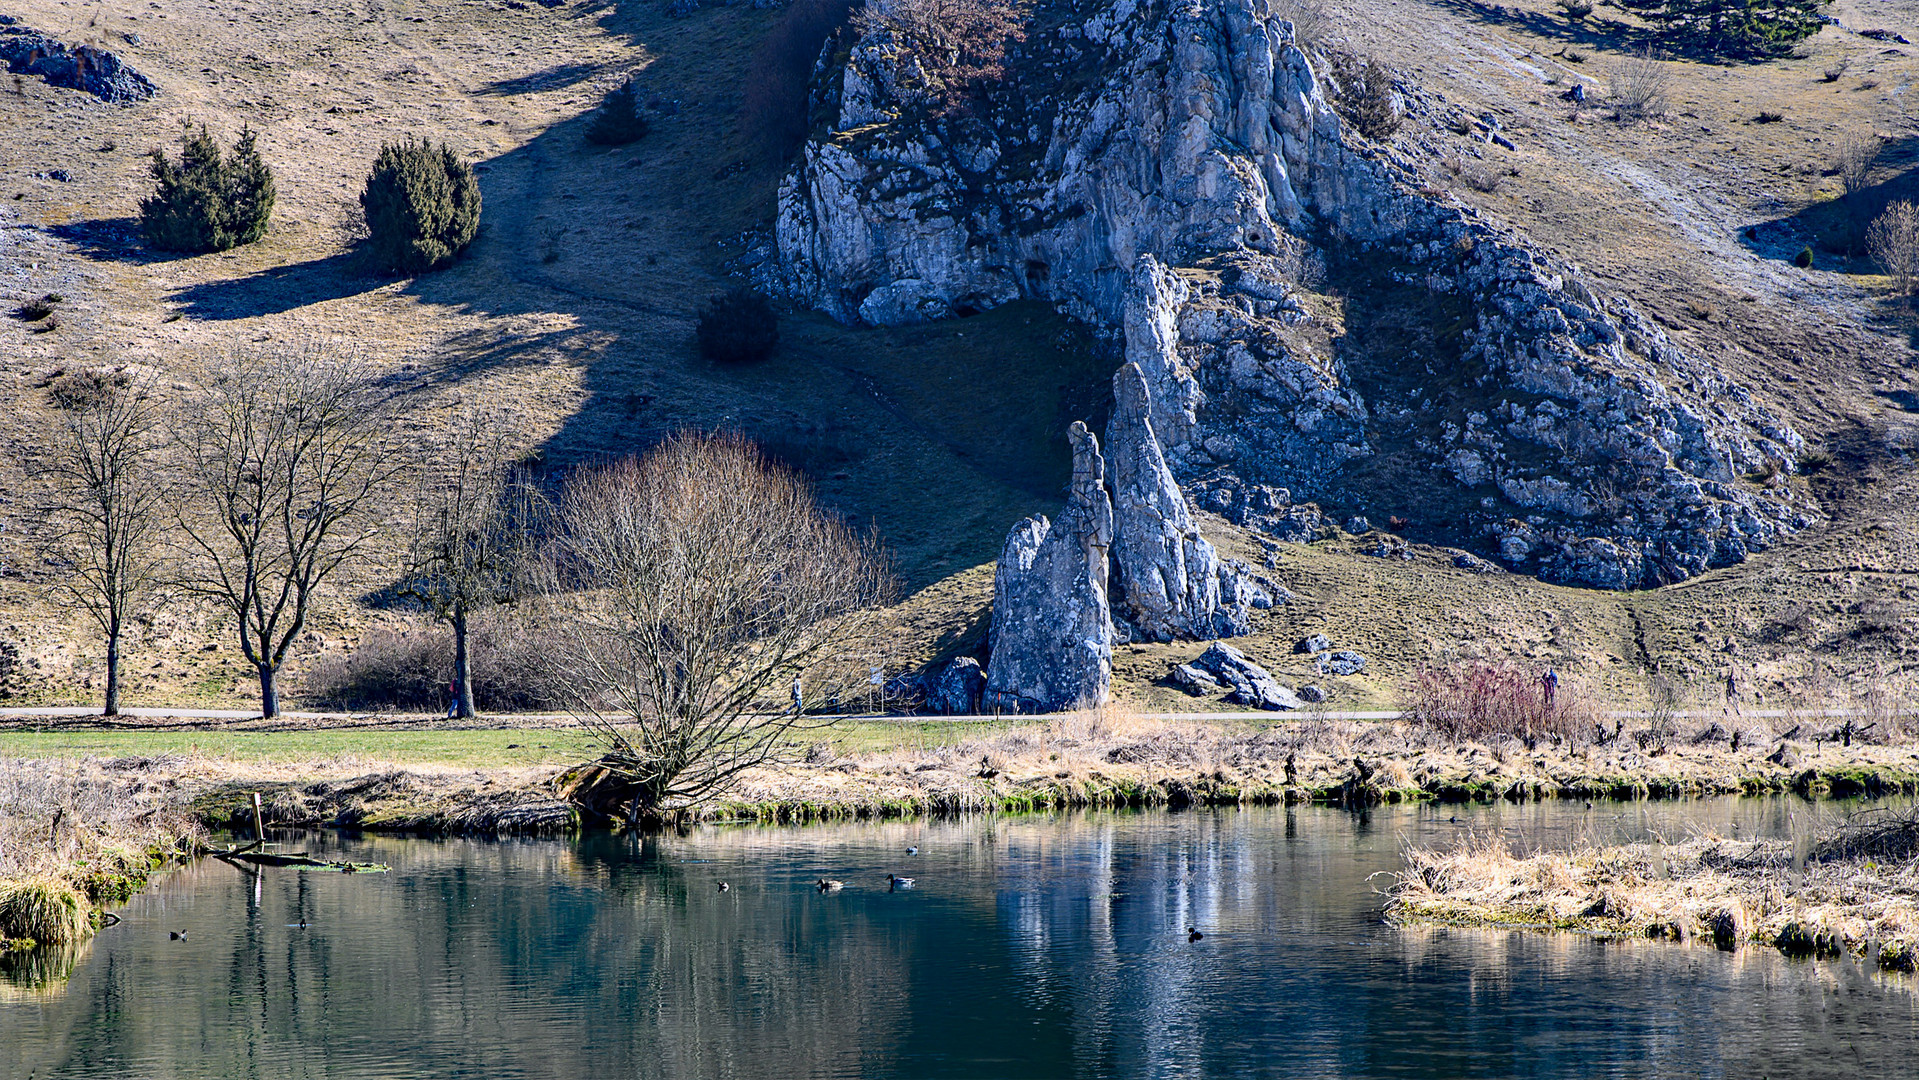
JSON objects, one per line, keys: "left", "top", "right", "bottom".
{"left": 1386, "top": 805, "right": 1919, "bottom": 974}
{"left": 0, "top": 758, "right": 203, "bottom": 948}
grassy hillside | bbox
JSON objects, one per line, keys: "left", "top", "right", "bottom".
{"left": 0, "top": 0, "right": 1913, "bottom": 716}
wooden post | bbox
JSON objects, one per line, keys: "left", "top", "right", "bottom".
{"left": 251, "top": 792, "right": 266, "bottom": 844}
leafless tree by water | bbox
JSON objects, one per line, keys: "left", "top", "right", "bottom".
{"left": 400, "top": 406, "right": 543, "bottom": 718}
{"left": 172, "top": 348, "right": 403, "bottom": 718}
{"left": 38, "top": 373, "right": 165, "bottom": 716}
{"left": 548, "top": 432, "right": 894, "bottom": 823}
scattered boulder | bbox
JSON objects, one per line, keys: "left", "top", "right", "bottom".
{"left": 1190, "top": 641, "right": 1301, "bottom": 711}
{"left": 1451, "top": 551, "right": 1503, "bottom": 574}
{"left": 2, "top": 26, "right": 158, "bottom": 102}
{"left": 983, "top": 423, "right": 1115, "bottom": 713}
{"left": 927, "top": 657, "right": 985, "bottom": 715}
{"left": 1294, "top": 633, "right": 1331, "bottom": 655}
{"left": 1298, "top": 684, "right": 1326, "bottom": 704}
{"left": 1171, "top": 663, "right": 1221, "bottom": 696}
{"left": 1323, "top": 650, "right": 1367, "bottom": 676}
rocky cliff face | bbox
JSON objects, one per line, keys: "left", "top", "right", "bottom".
{"left": 984, "top": 422, "right": 1116, "bottom": 712}
{"left": 1107, "top": 361, "right": 1264, "bottom": 640}
{"left": 777, "top": 0, "right": 1817, "bottom": 588}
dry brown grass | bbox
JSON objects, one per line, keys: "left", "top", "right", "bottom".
{"left": 1389, "top": 813, "right": 1919, "bottom": 972}
{"left": 0, "top": 758, "right": 202, "bottom": 882}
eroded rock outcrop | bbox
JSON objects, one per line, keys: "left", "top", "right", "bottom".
{"left": 1107, "top": 361, "right": 1262, "bottom": 641}
{"left": 984, "top": 422, "right": 1116, "bottom": 712}
{"left": 777, "top": 0, "right": 1817, "bottom": 588}
{"left": 2, "top": 23, "right": 157, "bottom": 102}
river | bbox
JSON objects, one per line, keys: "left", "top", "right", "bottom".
{"left": 4, "top": 799, "right": 1915, "bottom": 1078}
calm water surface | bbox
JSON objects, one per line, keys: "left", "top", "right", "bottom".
{"left": 3, "top": 799, "right": 1916, "bottom": 1078}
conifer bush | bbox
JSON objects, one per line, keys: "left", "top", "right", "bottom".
{"left": 139, "top": 124, "right": 275, "bottom": 253}
{"left": 359, "top": 138, "right": 482, "bottom": 275}
{"left": 696, "top": 287, "right": 779, "bottom": 363}
{"left": 584, "top": 80, "right": 650, "bottom": 146}
{"left": 1611, "top": 0, "right": 1829, "bottom": 58}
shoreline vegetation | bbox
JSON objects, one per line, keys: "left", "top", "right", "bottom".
{"left": 6, "top": 708, "right": 1919, "bottom": 966}
{"left": 1386, "top": 807, "right": 1919, "bottom": 975}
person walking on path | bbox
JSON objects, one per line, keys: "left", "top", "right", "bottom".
{"left": 791, "top": 677, "right": 804, "bottom": 716}
{"left": 446, "top": 681, "right": 460, "bottom": 720}
{"left": 1542, "top": 667, "right": 1558, "bottom": 708}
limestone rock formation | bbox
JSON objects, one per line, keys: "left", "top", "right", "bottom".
{"left": 928, "top": 656, "right": 986, "bottom": 715}
{"left": 1190, "top": 641, "right": 1300, "bottom": 711}
{"left": 776, "top": 0, "right": 1817, "bottom": 588}
{"left": 2, "top": 24, "right": 157, "bottom": 102}
{"left": 1107, "top": 361, "right": 1260, "bottom": 641}
{"left": 984, "top": 422, "right": 1116, "bottom": 712}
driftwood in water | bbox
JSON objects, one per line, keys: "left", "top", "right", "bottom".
{"left": 212, "top": 846, "right": 387, "bottom": 873}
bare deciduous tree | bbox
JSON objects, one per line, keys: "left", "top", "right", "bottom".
{"left": 1608, "top": 47, "right": 1671, "bottom": 123}
{"left": 173, "top": 348, "right": 402, "bottom": 718}
{"left": 401, "top": 406, "right": 542, "bottom": 719}
{"left": 40, "top": 373, "right": 165, "bottom": 716}
{"left": 1837, "top": 134, "right": 1881, "bottom": 199}
{"left": 549, "top": 432, "right": 893, "bottom": 823}
{"left": 1867, "top": 199, "right": 1919, "bottom": 298}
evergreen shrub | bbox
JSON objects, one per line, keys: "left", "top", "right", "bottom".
{"left": 139, "top": 124, "right": 275, "bottom": 253}
{"left": 360, "top": 138, "right": 482, "bottom": 275}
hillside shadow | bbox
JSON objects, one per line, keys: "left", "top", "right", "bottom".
{"left": 167, "top": 249, "right": 371, "bottom": 320}
{"left": 1425, "top": 0, "right": 1653, "bottom": 53}
{"left": 217, "top": 0, "right": 1098, "bottom": 596}
{"left": 478, "top": 63, "right": 605, "bottom": 96}
{"left": 47, "top": 217, "right": 191, "bottom": 264}
{"left": 1739, "top": 137, "right": 1919, "bottom": 264}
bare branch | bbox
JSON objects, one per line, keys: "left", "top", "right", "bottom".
{"left": 171, "top": 346, "right": 404, "bottom": 717}
{"left": 36, "top": 372, "right": 167, "bottom": 716}
{"left": 546, "top": 432, "right": 895, "bottom": 822}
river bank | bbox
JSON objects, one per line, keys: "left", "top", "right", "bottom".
{"left": 7, "top": 711, "right": 1918, "bottom": 961}
{"left": 0, "top": 759, "right": 202, "bottom": 951}
{"left": 31, "top": 712, "right": 1919, "bottom": 838}
{"left": 1386, "top": 806, "right": 1919, "bottom": 975}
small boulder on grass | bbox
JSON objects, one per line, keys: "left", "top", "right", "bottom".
{"left": 584, "top": 80, "right": 650, "bottom": 146}
{"left": 696, "top": 287, "right": 779, "bottom": 363}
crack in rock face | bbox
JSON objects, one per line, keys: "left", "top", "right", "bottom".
{"left": 776, "top": 0, "right": 1817, "bottom": 590}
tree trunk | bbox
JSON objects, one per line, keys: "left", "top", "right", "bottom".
{"left": 258, "top": 662, "right": 280, "bottom": 719}
{"left": 452, "top": 604, "right": 476, "bottom": 719}
{"left": 103, "top": 619, "right": 121, "bottom": 717}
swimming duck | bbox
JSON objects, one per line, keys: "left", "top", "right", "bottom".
{"left": 1187, "top": 927, "right": 1204, "bottom": 942}
{"left": 817, "top": 878, "right": 844, "bottom": 892}
{"left": 888, "top": 875, "right": 915, "bottom": 890}
{"left": 906, "top": 846, "right": 919, "bottom": 856}
{"left": 169, "top": 931, "right": 187, "bottom": 941}
{"left": 718, "top": 882, "right": 730, "bottom": 892}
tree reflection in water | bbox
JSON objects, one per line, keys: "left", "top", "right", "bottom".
{"left": 4, "top": 802, "right": 1917, "bottom": 1079}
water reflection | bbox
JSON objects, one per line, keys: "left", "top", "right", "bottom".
{"left": 2, "top": 799, "right": 1915, "bottom": 1079}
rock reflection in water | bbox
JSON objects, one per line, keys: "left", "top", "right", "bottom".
{"left": 2, "top": 801, "right": 1916, "bottom": 1079}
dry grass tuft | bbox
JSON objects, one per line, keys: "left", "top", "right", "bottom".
{"left": 0, "top": 877, "right": 91, "bottom": 947}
